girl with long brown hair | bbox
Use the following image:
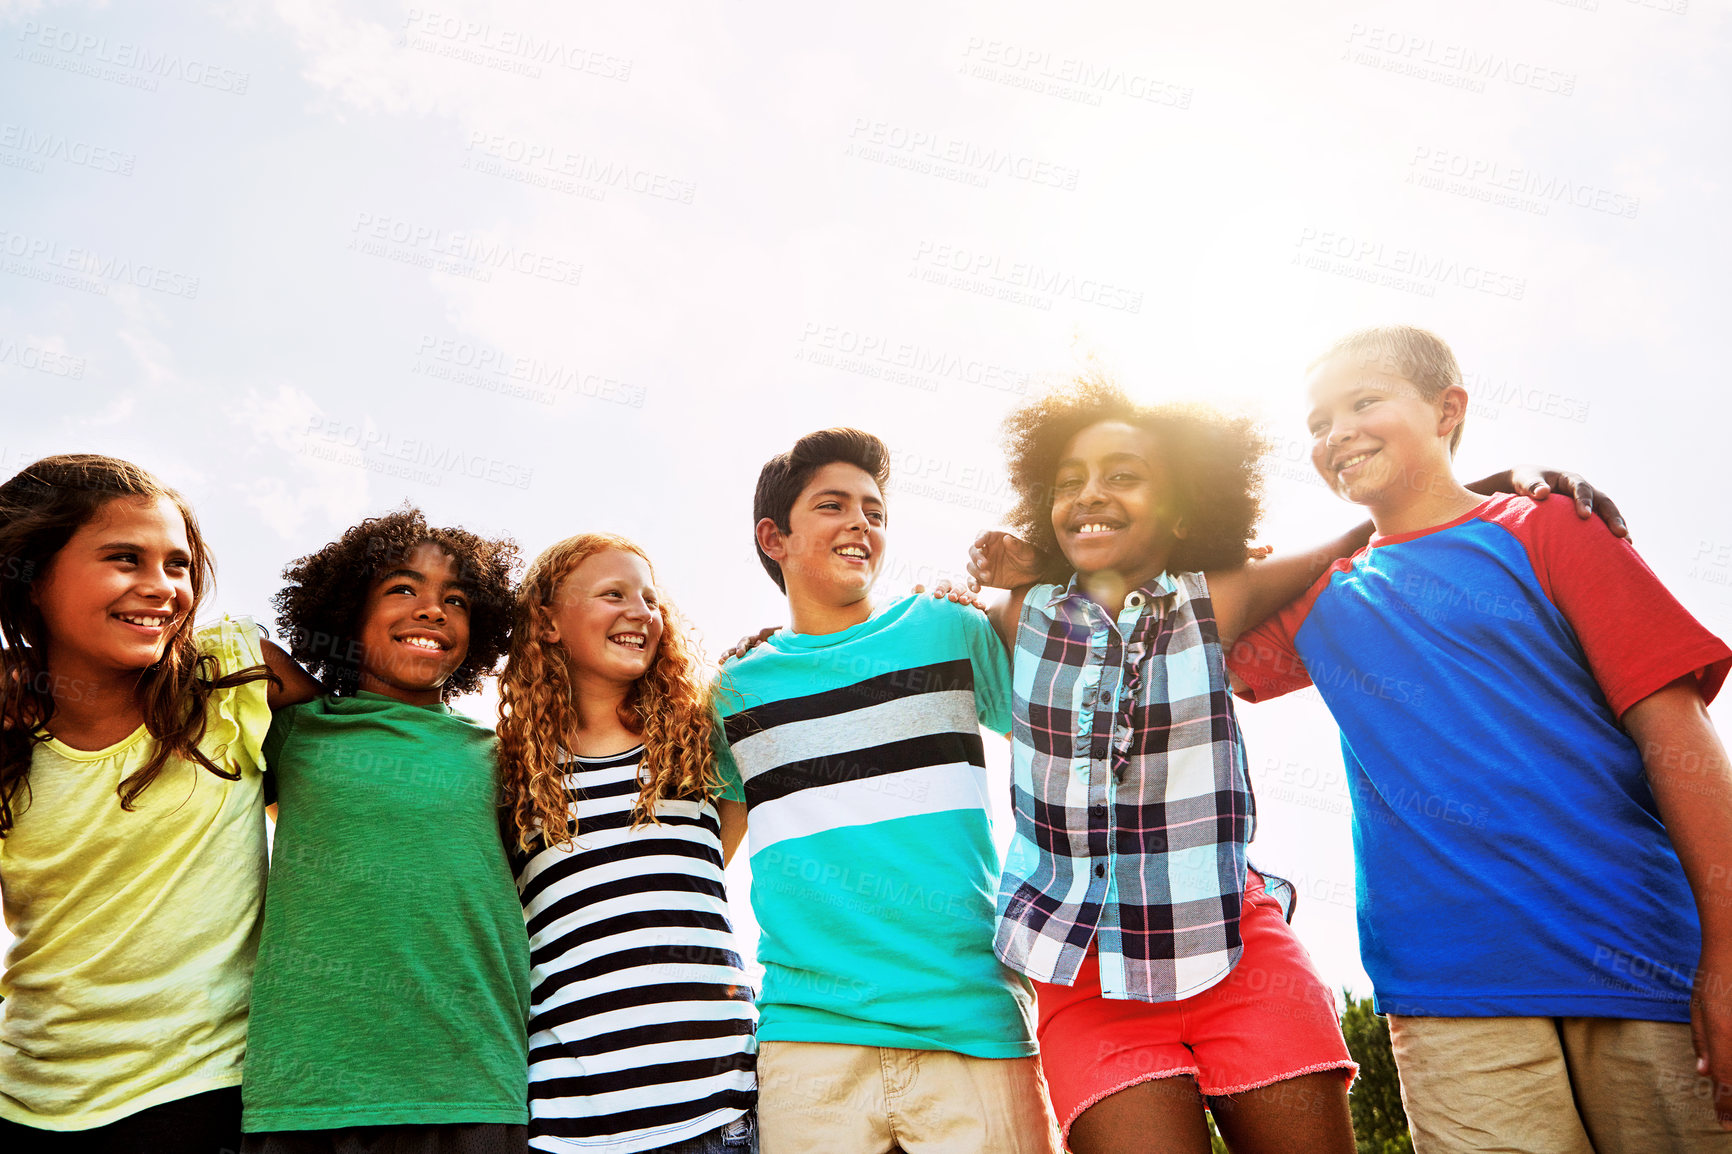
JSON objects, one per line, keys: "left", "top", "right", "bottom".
{"left": 498, "top": 533, "right": 758, "bottom": 1154}
{"left": 0, "top": 454, "right": 317, "bottom": 1152}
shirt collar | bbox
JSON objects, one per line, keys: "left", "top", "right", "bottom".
{"left": 1048, "top": 570, "right": 1179, "bottom": 615}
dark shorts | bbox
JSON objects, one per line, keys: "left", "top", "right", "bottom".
{"left": 0, "top": 1086, "right": 242, "bottom": 1153}
{"left": 241, "top": 1124, "right": 528, "bottom": 1154}
{"left": 638, "top": 1113, "right": 757, "bottom": 1154}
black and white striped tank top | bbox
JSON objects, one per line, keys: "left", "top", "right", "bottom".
{"left": 515, "top": 747, "right": 756, "bottom": 1153}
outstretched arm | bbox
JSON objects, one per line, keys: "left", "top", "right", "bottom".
{"left": 1624, "top": 678, "right": 1732, "bottom": 1128}
{"left": 1206, "top": 522, "right": 1374, "bottom": 648}
{"left": 1212, "top": 464, "right": 1627, "bottom": 644}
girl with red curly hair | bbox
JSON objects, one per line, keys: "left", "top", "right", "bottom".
{"left": 498, "top": 534, "right": 757, "bottom": 1154}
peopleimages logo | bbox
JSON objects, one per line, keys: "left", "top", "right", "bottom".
{"left": 1293, "top": 228, "right": 1525, "bottom": 302}
{"left": 1407, "top": 146, "right": 1639, "bottom": 220}
{"left": 463, "top": 132, "right": 695, "bottom": 204}
{"left": 302, "top": 417, "right": 535, "bottom": 490}
{"left": 347, "top": 213, "right": 583, "bottom": 287}
{"left": 845, "top": 119, "right": 1081, "bottom": 191}
{"left": 0, "top": 124, "right": 136, "bottom": 176}
{"left": 795, "top": 322, "right": 1030, "bottom": 396}
{"left": 0, "top": 336, "right": 86, "bottom": 379}
{"left": 413, "top": 335, "right": 646, "bottom": 408}
{"left": 1342, "top": 24, "right": 1576, "bottom": 96}
{"left": 910, "top": 241, "right": 1143, "bottom": 314}
{"left": 0, "top": 228, "right": 200, "bottom": 299}
{"left": 401, "top": 9, "right": 631, "bottom": 81}
{"left": 958, "top": 38, "right": 1194, "bottom": 110}
{"left": 15, "top": 21, "right": 251, "bottom": 94}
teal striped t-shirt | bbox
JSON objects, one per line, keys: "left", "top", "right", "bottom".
{"left": 715, "top": 594, "right": 1036, "bottom": 1058}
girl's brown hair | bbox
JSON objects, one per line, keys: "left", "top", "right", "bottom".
{"left": 0, "top": 454, "right": 272, "bottom": 836}
{"left": 497, "top": 534, "right": 722, "bottom": 853}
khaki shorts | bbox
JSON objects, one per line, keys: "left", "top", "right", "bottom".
{"left": 1389, "top": 1014, "right": 1732, "bottom": 1154}
{"left": 756, "top": 1041, "right": 1062, "bottom": 1154}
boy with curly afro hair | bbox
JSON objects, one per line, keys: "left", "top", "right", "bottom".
{"left": 240, "top": 507, "right": 532, "bottom": 1154}
{"left": 964, "top": 374, "right": 1617, "bottom": 1154}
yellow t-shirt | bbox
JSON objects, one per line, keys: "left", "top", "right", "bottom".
{"left": 0, "top": 616, "right": 270, "bottom": 1130}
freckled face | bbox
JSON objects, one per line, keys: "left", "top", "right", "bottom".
{"left": 543, "top": 549, "right": 663, "bottom": 685}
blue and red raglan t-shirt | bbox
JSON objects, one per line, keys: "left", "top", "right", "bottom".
{"left": 1227, "top": 493, "right": 1730, "bottom": 1020}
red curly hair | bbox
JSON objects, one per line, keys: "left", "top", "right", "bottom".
{"left": 497, "top": 534, "right": 723, "bottom": 853}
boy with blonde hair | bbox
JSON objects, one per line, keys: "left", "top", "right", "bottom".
{"left": 1230, "top": 325, "right": 1732, "bottom": 1152}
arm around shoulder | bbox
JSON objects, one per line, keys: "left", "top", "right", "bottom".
{"left": 986, "top": 585, "right": 1031, "bottom": 655}
{"left": 1514, "top": 497, "right": 1730, "bottom": 718}
{"left": 262, "top": 638, "right": 322, "bottom": 711}
{"left": 1205, "top": 521, "right": 1371, "bottom": 648}
{"left": 717, "top": 798, "right": 748, "bottom": 866}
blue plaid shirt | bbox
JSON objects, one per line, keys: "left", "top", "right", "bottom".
{"left": 993, "top": 571, "right": 1257, "bottom": 1002}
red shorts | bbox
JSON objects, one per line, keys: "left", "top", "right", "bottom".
{"left": 1032, "top": 872, "right": 1357, "bottom": 1137}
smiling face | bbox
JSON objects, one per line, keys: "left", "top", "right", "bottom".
{"left": 354, "top": 541, "right": 471, "bottom": 705}
{"left": 543, "top": 548, "right": 663, "bottom": 686}
{"left": 757, "top": 461, "right": 886, "bottom": 606}
{"left": 1049, "top": 420, "right": 1185, "bottom": 585}
{"left": 31, "top": 495, "right": 197, "bottom": 680}
{"left": 1305, "top": 355, "right": 1465, "bottom": 507}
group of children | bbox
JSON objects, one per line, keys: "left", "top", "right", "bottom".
{"left": 0, "top": 324, "right": 1726, "bottom": 1154}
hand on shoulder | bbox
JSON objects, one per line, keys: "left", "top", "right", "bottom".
{"left": 721, "top": 626, "right": 779, "bottom": 662}
{"left": 913, "top": 580, "right": 988, "bottom": 613}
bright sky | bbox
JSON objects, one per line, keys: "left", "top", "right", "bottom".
{"left": 3, "top": 0, "right": 1727, "bottom": 998}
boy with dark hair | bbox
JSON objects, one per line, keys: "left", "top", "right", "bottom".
{"left": 751, "top": 426, "right": 891, "bottom": 593}
{"left": 715, "top": 428, "right": 1061, "bottom": 1154}
{"left": 1229, "top": 326, "right": 1732, "bottom": 1152}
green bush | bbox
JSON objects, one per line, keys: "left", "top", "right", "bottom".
{"left": 1341, "top": 992, "right": 1413, "bottom": 1154}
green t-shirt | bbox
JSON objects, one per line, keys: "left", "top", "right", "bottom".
{"left": 242, "top": 692, "right": 530, "bottom": 1131}
{"left": 715, "top": 594, "right": 1036, "bottom": 1059}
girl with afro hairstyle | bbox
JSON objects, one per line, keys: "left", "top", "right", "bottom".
{"left": 497, "top": 533, "right": 757, "bottom": 1154}
{"left": 963, "top": 376, "right": 1610, "bottom": 1154}
{"left": 239, "top": 506, "right": 534, "bottom": 1154}
{"left": 0, "top": 454, "right": 317, "bottom": 1152}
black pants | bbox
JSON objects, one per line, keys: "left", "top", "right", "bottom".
{"left": 241, "top": 1125, "right": 529, "bottom": 1154}
{"left": 0, "top": 1086, "right": 242, "bottom": 1154}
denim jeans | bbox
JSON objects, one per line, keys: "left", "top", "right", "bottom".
{"left": 650, "top": 1112, "right": 756, "bottom": 1154}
